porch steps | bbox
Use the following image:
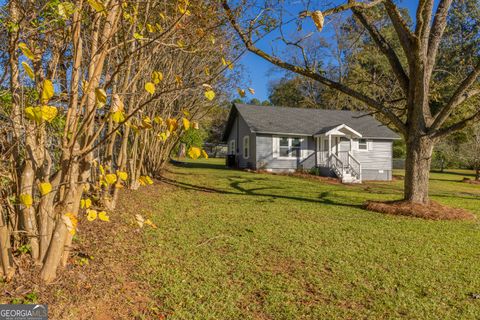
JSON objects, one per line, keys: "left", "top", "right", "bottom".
{"left": 340, "top": 172, "right": 361, "bottom": 184}
{"left": 332, "top": 167, "right": 361, "bottom": 183}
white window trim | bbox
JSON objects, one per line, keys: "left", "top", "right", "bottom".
{"left": 276, "top": 136, "right": 304, "bottom": 160}
{"left": 357, "top": 138, "right": 368, "bottom": 151}
{"left": 243, "top": 135, "right": 250, "bottom": 159}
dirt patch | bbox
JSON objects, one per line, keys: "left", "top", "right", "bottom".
{"left": 462, "top": 177, "right": 480, "bottom": 185}
{"left": 365, "top": 200, "right": 476, "bottom": 221}
{"left": 0, "top": 183, "right": 171, "bottom": 319}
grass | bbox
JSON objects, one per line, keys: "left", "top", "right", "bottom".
{"left": 137, "top": 159, "right": 480, "bottom": 319}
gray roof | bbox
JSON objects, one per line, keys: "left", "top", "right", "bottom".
{"left": 223, "top": 104, "right": 399, "bottom": 140}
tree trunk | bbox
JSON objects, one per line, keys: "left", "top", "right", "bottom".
{"left": 475, "top": 168, "right": 479, "bottom": 181}
{"left": 403, "top": 135, "right": 434, "bottom": 204}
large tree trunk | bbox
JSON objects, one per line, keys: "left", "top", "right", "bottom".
{"left": 404, "top": 135, "right": 434, "bottom": 204}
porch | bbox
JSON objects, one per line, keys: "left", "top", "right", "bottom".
{"left": 313, "top": 124, "right": 362, "bottom": 183}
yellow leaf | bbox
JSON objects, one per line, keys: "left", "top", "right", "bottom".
{"left": 25, "top": 106, "right": 43, "bottom": 123}
{"left": 39, "top": 182, "right": 52, "bottom": 196}
{"left": 145, "top": 219, "right": 157, "bottom": 229}
{"left": 133, "top": 32, "right": 144, "bottom": 40}
{"left": 111, "top": 93, "right": 124, "bottom": 113}
{"left": 146, "top": 23, "right": 155, "bottom": 33}
{"left": 182, "top": 117, "right": 190, "bottom": 130}
{"left": 20, "top": 194, "right": 33, "bottom": 208}
{"left": 18, "top": 42, "right": 34, "bottom": 60}
{"left": 311, "top": 11, "right": 324, "bottom": 32}
{"left": 221, "top": 57, "right": 227, "bottom": 66}
{"left": 145, "top": 82, "right": 155, "bottom": 95}
{"left": 41, "top": 79, "right": 54, "bottom": 104}
{"left": 178, "top": 3, "right": 191, "bottom": 15}
{"left": 87, "top": 0, "right": 105, "bottom": 13}
{"left": 151, "top": 71, "right": 163, "bottom": 84}
{"left": 95, "top": 88, "right": 107, "bottom": 106}
{"left": 142, "top": 116, "right": 152, "bottom": 129}
{"left": 22, "top": 62, "right": 34, "bottom": 80}
{"left": 204, "top": 89, "right": 215, "bottom": 101}
{"left": 209, "top": 34, "right": 215, "bottom": 45}
{"left": 98, "top": 211, "right": 110, "bottom": 222}
{"left": 117, "top": 171, "right": 128, "bottom": 181}
{"left": 188, "top": 147, "right": 201, "bottom": 159}
{"left": 237, "top": 88, "right": 246, "bottom": 97}
{"left": 201, "top": 149, "right": 209, "bottom": 159}
{"left": 248, "top": 88, "right": 255, "bottom": 95}
{"left": 139, "top": 175, "right": 154, "bottom": 186}
{"left": 153, "top": 116, "right": 163, "bottom": 125}
{"left": 157, "top": 132, "right": 168, "bottom": 141}
{"left": 145, "top": 176, "right": 153, "bottom": 185}
{"left": 192, "top": 121, "right": 199, "bottom": 130}
{"left": 182, "top": 109, "right": 190, "bottom": 117}
{"left": 166, "top": 118, "right": 178, "bottom": 132}
{"left": 204, "top": 67, "right": 210, "bottom": 76}
{"left": 62, "top": 213, "right": 78, "bottom": 235}
{"left": 81, "top": 198, "right": 92, "bottom": 209}
{"left": 86, "top": 209, "right": 97, "bottom": 221}
{"left": 40, "top": 105, "right": 58, "bottom": 122}
{"left": 227, "top": 61, "right": 234, "bottom": 70}
{"left": 111, "top": 111, "right": 125, "bottom": 123}
{"left": 58, "top": 2, "right": 75, "bottom": 19}
{"left": 105, "top": 173, "right": 117, "bottom": 185}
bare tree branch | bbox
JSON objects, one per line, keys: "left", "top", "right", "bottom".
{"left": 351, "top": 7, "right": 410, "bottom": 94}
{"left": 426, "top": 0, "right": 453, "bottom": 78}
{"left": 430, "top": 60, "right": 480, "bottom": 131}
{"left": 384, "top": 0, "right": 414, "bottom": 61}
{"left": 432, "top": 108, "right": 480, "bottom": 138}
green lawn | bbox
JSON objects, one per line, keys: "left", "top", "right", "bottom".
{"left": 137, "top": 159, "right": 480, "bottom": 319}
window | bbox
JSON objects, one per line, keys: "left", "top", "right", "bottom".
{"left": 278, "top": 137, "right": 302, "bottom": 158}
{"left": 358, "top": 139, "right": 368, "bottom": 150}
{"left": 229, "top": 140, "right": 236, "bottom": 154}
{"left": 243, "top": 136, "right": 250, "bottom": 159}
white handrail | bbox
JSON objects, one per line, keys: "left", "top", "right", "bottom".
{"left": 347, "top": 152, "right": 362, "bottom": 181}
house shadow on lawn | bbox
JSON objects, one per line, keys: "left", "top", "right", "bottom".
{"left": 159, "top": 175, "right": 363, "bottom": 211}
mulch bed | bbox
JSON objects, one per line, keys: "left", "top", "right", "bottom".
{"left": 0, "top": 184, "right": 168, "bottom": 319}
{"left": 365, "top": 200, "right": 476, "bottom": 221}
{"left": 462, "top": 177, "right": 480, "bottom": 185}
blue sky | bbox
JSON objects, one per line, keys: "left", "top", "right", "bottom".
{"left": 236, "top": 1, "right": 427, "bottom": 102}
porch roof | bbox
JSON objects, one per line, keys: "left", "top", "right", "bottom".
{"left": 314, "top": 124, "right": 362, "bottom": 138}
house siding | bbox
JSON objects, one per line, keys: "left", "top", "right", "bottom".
{"left": 352, "top": 139, "right": 393, "bottom": 181}
{"left": 256, "top": 134, "right": 316, "bottom": 171}
{"left": 227, "top": 115, "right": 255, "bottom": 169}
